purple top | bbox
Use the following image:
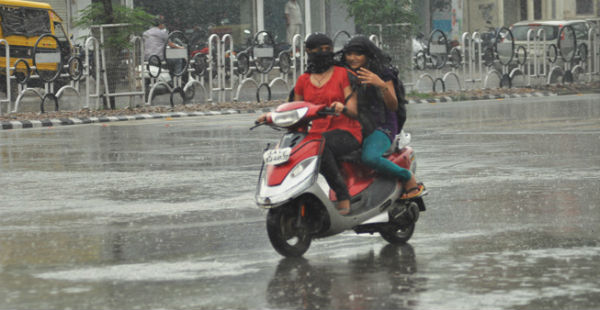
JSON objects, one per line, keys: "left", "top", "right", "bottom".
{"left": 374, "top": 68, "right": 398, "bottom": 142}
{"left": 378, "top": 107, "right": 398, "bottom": 142}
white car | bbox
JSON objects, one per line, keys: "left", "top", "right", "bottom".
{"left": 509, "top": 20, "right": 591, "bottom": 64}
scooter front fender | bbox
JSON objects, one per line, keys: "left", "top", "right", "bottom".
{"left": 256, "top": 155, "right": 323, "bottom": 208}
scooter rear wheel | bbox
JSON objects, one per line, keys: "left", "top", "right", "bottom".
{"left": 380, "top": 223, "right": 415, "bottom": 245}
{"left": 266, "top": 207, "right": 312, "bottom": 257}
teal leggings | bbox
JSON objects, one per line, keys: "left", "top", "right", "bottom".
{"left": 361, "top": 130, "right": 412, "bottom": 182}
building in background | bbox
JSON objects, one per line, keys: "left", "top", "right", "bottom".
{"left": 35, "top": 0, "right": 599, "bottom": 48}
{"left": 415, "top": 0, "right": 599, "bottom": 43}
{"left": 461, "top": 0, "right": 599, "bottom": 36}
{"left": 39, "top": 0, "right": 355, "bottom": 45}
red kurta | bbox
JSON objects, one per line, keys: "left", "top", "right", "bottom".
{"left": 294, "top": 66, "right": 362, "bottom": 143}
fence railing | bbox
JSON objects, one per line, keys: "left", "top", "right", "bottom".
{"left": 412, "top": 25, "right": 600, "bottom": 93}
{"left": 2, "top": 24, "right": 599, "bottom": 115}
{"left": 0, "top": 39, "right": 10, "bottom": 115}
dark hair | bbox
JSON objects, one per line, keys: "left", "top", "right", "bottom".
{"left": 153, "top": 15, "right": 165, "bottom": 26}
{"left": 341, "top": 35, "right": 391, "bottom": 75}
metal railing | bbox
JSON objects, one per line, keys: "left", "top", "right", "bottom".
{"left": 411, "top": 26, "right": 600, "bottom": 93}
{"left": 0, "top": 39, "right": 10, "bottom": 115}
{"left": 94, "top": 24, "right": 145, "bottom": 108}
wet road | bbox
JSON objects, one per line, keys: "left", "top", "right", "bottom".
{"left": 1, "top": 94, "right": 599, "bottom": 310}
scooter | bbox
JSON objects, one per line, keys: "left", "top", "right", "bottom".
{"left": 252, "top": 101, "right": 427, "bottom": 257}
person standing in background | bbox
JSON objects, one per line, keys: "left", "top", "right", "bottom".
{"left": 142, "top": 16, "right": 185, "bottom": 93}
{"left": 143, "top": 15, "right": 185, "bottom": 62}
{"left": 284, "top": 0, "right": 302, "bottom": 45}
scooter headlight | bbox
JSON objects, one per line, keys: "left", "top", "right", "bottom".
{"left": 290, "top": 155, "right": 317, "bottom": 178}
{"left": 271, "top": 107, "right": 308, "bottom": 127}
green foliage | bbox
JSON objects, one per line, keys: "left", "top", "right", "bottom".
{"left": 406, "top": 90, "right": 433, "bottom": 99}
{"left": 134, "top": 0, "right": 242, "bottom": 31}
{"left": 339, "top": 0, "right": 419, "bottom": 31}
{"left": 74, "top": 3, "right": 155, "bottom": 49}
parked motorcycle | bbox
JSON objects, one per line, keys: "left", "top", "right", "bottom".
{"left": 412, "top": 32, "right": 428, "bottom": 70}
{"left": 462, "top": 22, "right": 497, "bottom": 67}
{"left": 235, "top": 30, "right": 293, "bottom": 77}
{"left": 413, "top": 31, "right": 461, "bottom": 70}
{"left": 252, "top": 101, "right": 427, "bottom": 257}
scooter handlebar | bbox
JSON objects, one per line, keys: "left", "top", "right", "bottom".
{"left": 251, "top": 105, "right": 337, "bottom": 131}
{"left": 250, "top": 121, "right": 263, "bottom": 130}
{"left": 317, "top": 107, "right": 338, "bottom": 116}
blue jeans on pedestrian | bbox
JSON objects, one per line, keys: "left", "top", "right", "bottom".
{"left": 361, "top": 129, "right": 411, "bottom": 182}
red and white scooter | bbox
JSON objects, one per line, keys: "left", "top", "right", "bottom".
{"left": 253, "top": 101, "right": 427, "bottom": 257}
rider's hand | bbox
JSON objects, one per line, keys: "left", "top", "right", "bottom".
{"left": 330, "top": 101, "right": 345, "bottom": 114}
{"left": 357, "top": 67, "right": 385, "bottom": 89}
{"left": 256, "top": 112, "right": 271, "bottom": 123}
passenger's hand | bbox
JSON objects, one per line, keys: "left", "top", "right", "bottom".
{"left": 357, "top": 67, "right": 385, "bottom": 89}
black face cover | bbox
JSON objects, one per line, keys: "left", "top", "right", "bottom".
{"left": 307, "top": 50, "right": 335, "bottom": 73}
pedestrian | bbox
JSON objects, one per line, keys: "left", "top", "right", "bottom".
{"left": 143, "top": 16, "right": 185, "bottom": 61}
{"left": 340, "top": 35, "right": 423, "bottom": 199}
{"left": 284, "top": 0, "right": 302, "bottom": 45}
{"left": 143, "top": 16, "right": 185, "bottom": 81}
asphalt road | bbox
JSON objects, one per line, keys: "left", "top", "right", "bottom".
{"left": 1, "top": 94, "right": 599, "bottom": 310}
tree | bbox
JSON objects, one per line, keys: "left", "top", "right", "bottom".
{"left": 76, "top": 1, "right": 154, "bottom": 50}
{"left": 75, "top": 1, "right": 154, "bottom": 109}
{"left": 339, "top": 0, "right": 420, "bottom": 79}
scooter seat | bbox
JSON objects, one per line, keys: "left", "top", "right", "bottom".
{"left": 341, "top": 131, "right": 410, "bottom": 162}
{"left": 340, "top": 140, "right": 399, "bottom": 163}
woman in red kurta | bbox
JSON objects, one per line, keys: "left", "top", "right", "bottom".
{"left": 293, "top": 64, "right": 362, "bottom": 142}
{"left": 259, "top": 33, "right": 361, "bottom": 215}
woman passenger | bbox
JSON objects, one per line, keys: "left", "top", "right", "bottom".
{"left": 341, "top": 35, "right": 423, "bottom": 199}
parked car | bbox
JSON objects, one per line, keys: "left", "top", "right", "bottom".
{"left": 585, "top": 17, "right": 600, "bottom": 35}
{"left": 510, "top": 20, "right": 591, "bottom": 64}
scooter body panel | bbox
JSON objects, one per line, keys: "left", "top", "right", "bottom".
{"left": 254, "top": 101, "right": 426, "bottom": 256}
{"left": 257, "top": 130, "right": 416, "bottom": 232}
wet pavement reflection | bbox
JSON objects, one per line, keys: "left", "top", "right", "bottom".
{"left": 266, "top": 244, "right": 424, "bottom": 310}
{"left": 0, "top": 95, "right": 599, "bottom": 309}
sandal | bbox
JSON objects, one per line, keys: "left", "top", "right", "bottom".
{"left": 400, "top": 183, "right": 425, "bottom": 200}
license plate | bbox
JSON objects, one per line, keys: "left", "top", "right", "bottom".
{"left": 263, "top": 147, "right": 291, "bottom": 165}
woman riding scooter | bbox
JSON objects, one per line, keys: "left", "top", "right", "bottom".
{"left": 257, "top": 33, "right": 361, "bottom": 215}
{"left": 340, "top": 35, "right": 424, "bottom": 199}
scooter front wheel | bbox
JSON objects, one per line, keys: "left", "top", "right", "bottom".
{"left": 266, "top": 207, "right": 312, "bottom": 257}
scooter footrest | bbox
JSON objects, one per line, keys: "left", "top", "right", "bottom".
{"left": 352, "top": 223, "right": 383, "bottom": 235}
{"left": 413, "top": 196, "right": 426, "bottom": 211}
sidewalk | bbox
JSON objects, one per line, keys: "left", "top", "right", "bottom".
{"left": 2, "top": 82, "right": 599, "bottom": 130}
{"left": 407, "top": 82, "right": 600, "bottom": 103}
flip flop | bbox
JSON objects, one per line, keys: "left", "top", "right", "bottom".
{"left": 400, "top": 183, "right": 425, "bottom": 200}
